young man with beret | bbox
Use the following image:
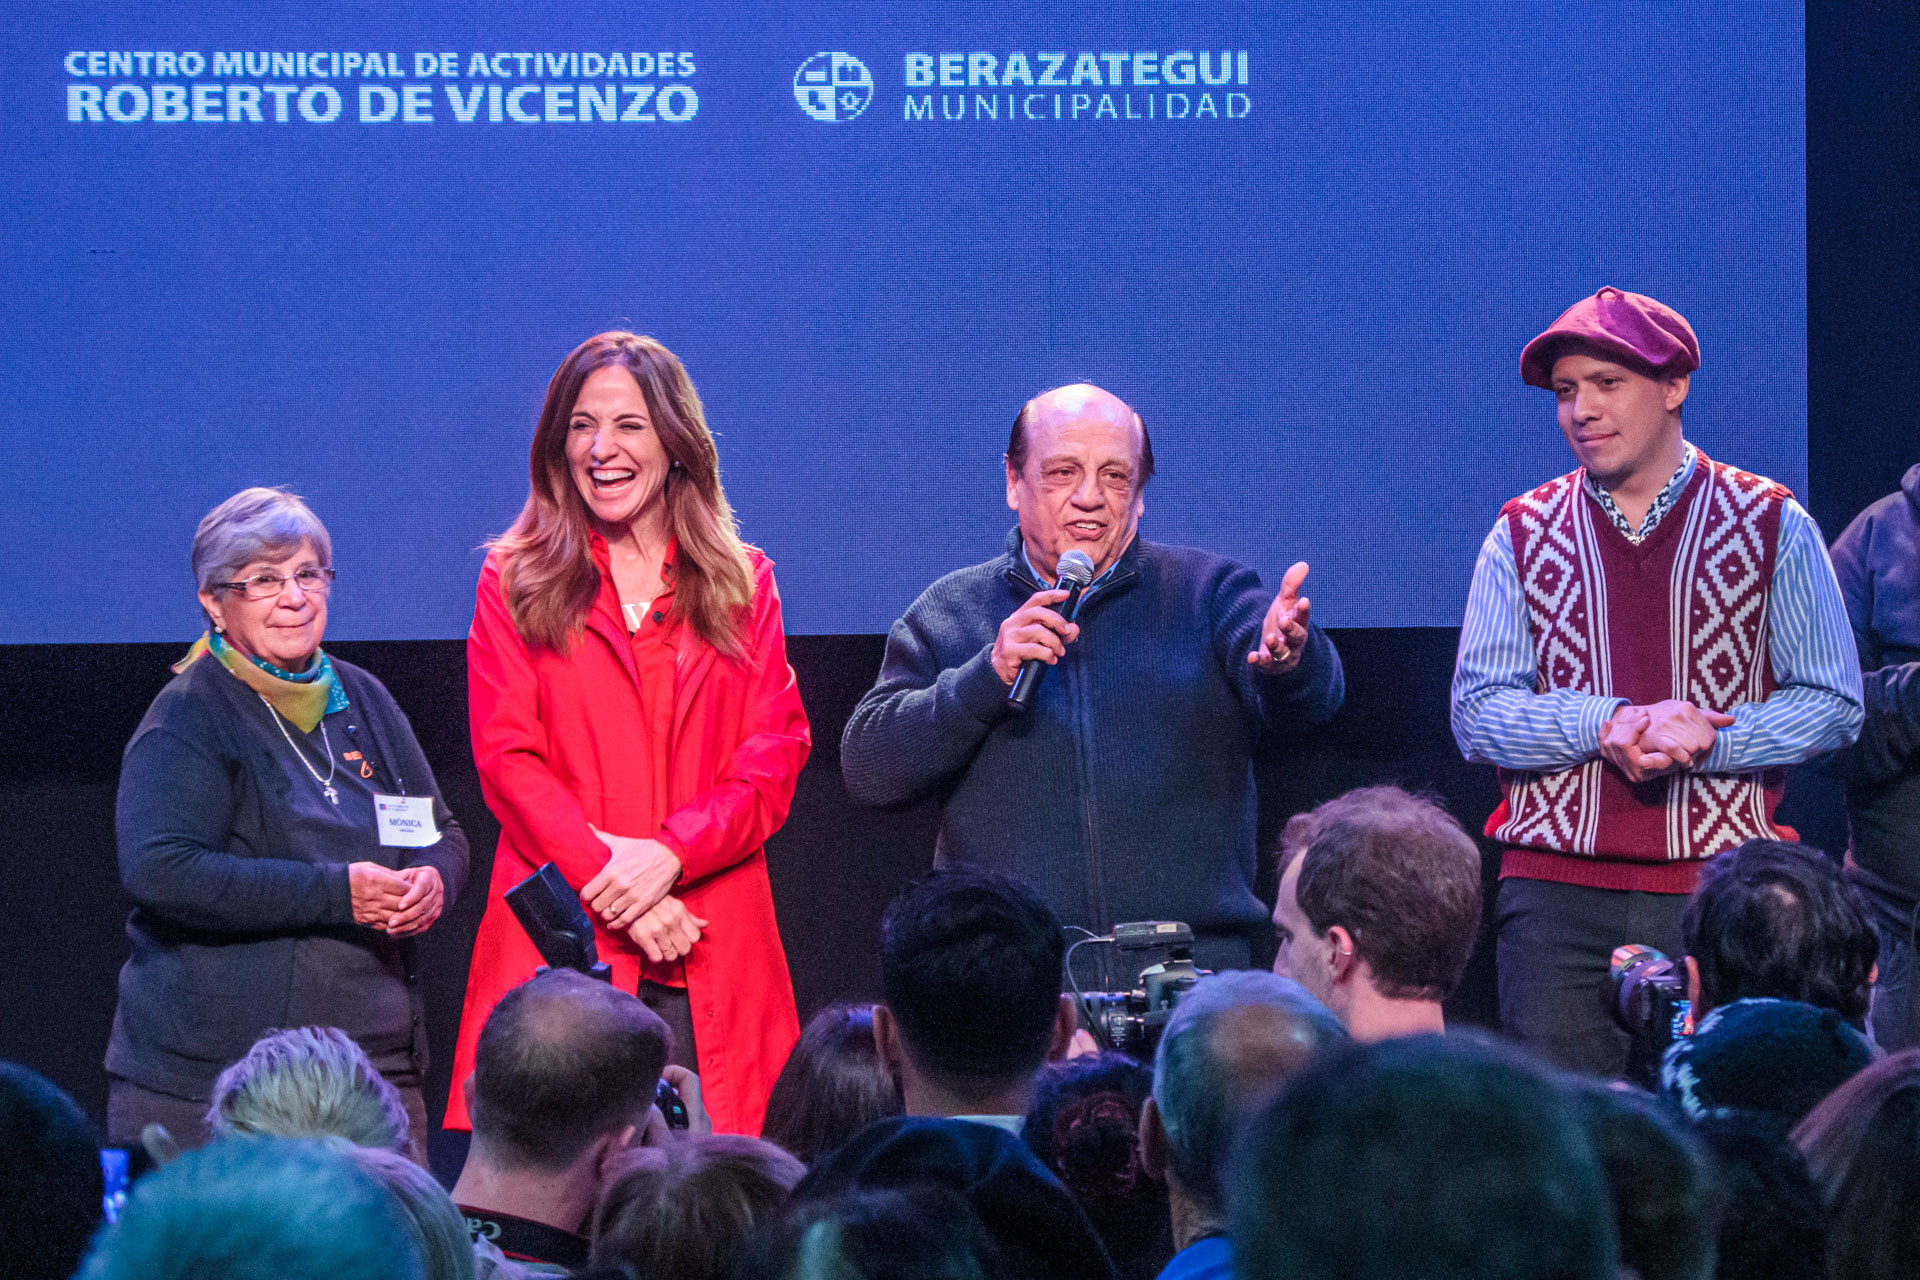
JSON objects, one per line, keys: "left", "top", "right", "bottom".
{"left": 1450, "top": 287, "right": 1862, "bottom": 1076}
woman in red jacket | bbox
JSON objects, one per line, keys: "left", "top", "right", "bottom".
{"left": 448, "top": 331, "right": 810, "bottom": 1135}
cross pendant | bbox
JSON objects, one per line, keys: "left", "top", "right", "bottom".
{"left": 324, "top": 784, "right": 340, "bottom": 806}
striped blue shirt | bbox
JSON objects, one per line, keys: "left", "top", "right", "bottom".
{"left": 1451, "top": 449, "right": 1863, "bottom": 773}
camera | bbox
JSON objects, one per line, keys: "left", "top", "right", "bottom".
{"left": 1604, "top": 943, "right": 1693, "bottom": 1083}
{"left": 506, "top": 861, "right": 688, "bottom": 1129}
{"left": 1073, "top": 921, "right": 1210, "bottom": 1058}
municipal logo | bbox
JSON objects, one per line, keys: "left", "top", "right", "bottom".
{"left": 794, "top": 52, "right": 872, "bottom": 122}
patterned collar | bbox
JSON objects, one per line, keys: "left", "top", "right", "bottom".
{"left": 1584, "top": 443, "right": 1696, "bottom": 544}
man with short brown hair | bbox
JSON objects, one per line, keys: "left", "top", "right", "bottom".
{"left": 1270, "top": 786, "right": 1482, "bottom": 1041}
{"left": 1451, "top": 287, "right": 1862, "bottom": 1076}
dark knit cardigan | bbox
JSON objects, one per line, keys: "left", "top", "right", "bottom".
{"left": 107, "top": 652, "right": 468, "bottom": 1101}
{"left": 842, "top": 529, "right": 1344, "bottom": 971}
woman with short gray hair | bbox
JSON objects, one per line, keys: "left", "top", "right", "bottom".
{"left": 105, "top": 487, "right": 468, "bottom": 1162}
{"left": 209, "top": 1026, "right": 411, "bottom": 1149}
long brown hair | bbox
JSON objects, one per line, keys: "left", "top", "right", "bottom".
{"left": 491, "top": 332, "right": 754, "bottom": 658}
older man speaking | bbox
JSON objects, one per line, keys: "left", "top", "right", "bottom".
{"left": 842, "top": 384, "right": 1344, "bottom": 974}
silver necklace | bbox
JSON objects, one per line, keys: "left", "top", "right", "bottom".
{"left": 260, "top": 693, "right": 340, "bottom": 805}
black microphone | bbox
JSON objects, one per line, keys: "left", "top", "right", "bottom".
{"left": 1007, "top": 549, "right": 1095, "bottom": 713}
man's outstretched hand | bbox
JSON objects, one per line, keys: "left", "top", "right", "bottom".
{"left": 1249, "top": 562, "right": 1312, "bottom": 674}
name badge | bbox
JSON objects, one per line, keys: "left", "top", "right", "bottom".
{"left": 375, "top": 794, "right": 440, "bottom": 848}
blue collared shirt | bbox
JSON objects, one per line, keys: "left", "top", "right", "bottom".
{"left": 1451, "top": 448, "right": 1863, "bottom": 773}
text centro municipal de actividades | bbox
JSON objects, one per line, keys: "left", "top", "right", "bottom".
{"left": 62, "top": 49, "right": 699, "bottom": 124}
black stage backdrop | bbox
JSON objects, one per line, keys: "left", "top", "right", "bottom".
{"left": 0, "top": 0, "right": 1913, "bottom": 1146}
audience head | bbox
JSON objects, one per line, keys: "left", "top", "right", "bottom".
{"left": 1569, "top": 1082, "right": 1720, "bottom": 1280}
{"left": 792, "top": 1116, "right": 1115, "bottom": 1280}
{"left": 876, "top": 871, "right": 1072, "bottom": 1112}
{"left": 208, "top": 1026, "right": 410, "bottom": 1150}
{"left": 1146, "top": 970, "right": 1345, "bottom": 1223}
{"left": 340, "top": 1145, "right": 476, "bottom": 1280}
{"left": 741, "top": 1186, "right": 1007, "bottom": 1280}
{"left": 1691, "top": 1112, "right": 1826, "bottom": 1280}
{"left": 1659, "top": 997, "right": 1872, "bottom": 1125}
{"left": 762, "top": 1002, "right": 902, "bottom": 1164}
{"left": 589, "top": 1134, "right": 802, "bottom": 1280}
{"left": 1791, "top": 1047, "right": 1920, "bottom": 1280}
{"left": 0, "top": 1061, "right": 104, "bottom": 1280}
{"left": 1022, "top": 1053, "right": 1170, "bottom": 1280}
{"left": 77, "top": 1137, "right": 422, "bottom": 1280}
{"left": 1231, "top": 1033, "right": 1617, "bottom": 1280}
{"left": 1271, "top": 787, "right": 1483, "bottom": 1028}
{"left": 1682, "top": 839, "right": 1877, "bottom": 1025}
{"left": 468, "top": 968, "right": 671, "bottom": 1172}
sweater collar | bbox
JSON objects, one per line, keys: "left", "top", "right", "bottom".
{"left": 1003, "top": 525, "right": 1141, "bottom": 600}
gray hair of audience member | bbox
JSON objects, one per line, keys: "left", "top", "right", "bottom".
{"left": 342, "top": 1146, "right": 477, "bottom": 1280}
{"left": 77, "top": 1136, "right": 423, "bottom": 1280}
{"left": 590, "top": 1134, "right": 805, "bottom": 1280}
{"left": 207, "top": 1026, "right": 410, "bottom": 1150}
{"left": 192, "top": 486, "right": 333, "bottom": 596}
{"left": 1150, "top": 970, "right": 1346, "bottom": 1216}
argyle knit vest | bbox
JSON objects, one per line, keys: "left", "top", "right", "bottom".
{"left": 1489, "top": 453, "right": 1794, "bottom": 892}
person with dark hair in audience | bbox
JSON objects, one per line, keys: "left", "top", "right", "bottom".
{"left": 1827, "top": 460, "right": 1920, "bottom": 1053}
{"left": 1, "top": 1061, "right": 105, "bottom": 1280}
{"left": 1680, "top": 838, "right": 1878, "bottom": 1031}
{"left": 1691, "top": 1113, "right": 1827, "bottom": 1280}
{"left": 738, "top": 1186, "right": 1008, "bottom": 1280}
{"left": 1269, "top": 786, "right": 1483, "bottom": 1041}
{"left": 792, "top": 1114, "right": 1116, "bottom": 1280}
{"left": 793, "top": 869, "right": 1116, "bottom": 1280}
{"left": 590, "top": 1134, "right": 802, "bottom": 1280}
{"left": 449, "top": 969, "right": 672, "bottom": 1277}
{"left": 872, "top": 870, "right": 1076, "bottom": 1127}
{"left": 1792, "top": 1047, "right": 1920, "bottom": 1280}
{"left": 761, "top": 1002, "right": 901, "bottom": 1165}
{"left": 1660, "top": 996, "right": 1873, "bottom": 1125}
{"left": 1139, "top": 971, "right": 1346, "bottom": 1280}
{"left": 1568, "top": 1081, "right": 1720, "bottom": 1280}
{"left": 78, "top": 1137, "right": 424, "bottom": 1280}
{"left": 1232, "top": 1034, "right": 1618, "bottom": 1280}
{"left": 1023, "top": 1053, "right": 1172, "bottom": 1280}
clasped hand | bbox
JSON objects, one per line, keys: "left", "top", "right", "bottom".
{"left": 348, "top": 863, "right": 444, "bottom": 937}
{"left": 1599, "top": 700, "right": 1737, "bottom": 783}
{"left": 582, "top": 827, "right": 707, "bottom": 964}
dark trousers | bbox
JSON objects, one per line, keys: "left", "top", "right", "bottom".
{"left": 1495, "top": 877, "right": 1689, "bottom": 1079}
{"left": 107, "top": 1076, "right": 430, "bottom": 1167}
{"left": 1862, "top": 889, "right": 1920, "bottom": 1053}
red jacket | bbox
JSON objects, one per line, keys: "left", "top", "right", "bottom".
{"left": 446, "top": 543, "right": 809, "bottom": 1135}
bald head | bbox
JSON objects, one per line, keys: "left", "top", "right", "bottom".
{"left": 1005, "top": 383, "right": 1156, "bottom": 580}
{"left": 471, "top": 969, "right": 670, "bottom": 1170}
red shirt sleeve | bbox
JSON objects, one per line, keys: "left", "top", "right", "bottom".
{"left": 661, "top": 560, "right": 813, "bottom": 883}
{"left": 467, "top": 556, "right": 610, "bottom": 891}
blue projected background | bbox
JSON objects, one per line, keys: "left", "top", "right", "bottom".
{"left": 0, "top": 1, "right": 1805, "bottom": 642}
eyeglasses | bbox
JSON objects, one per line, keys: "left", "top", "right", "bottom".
{"left": 213, "top": 567, "right": 337, "bottom": 601}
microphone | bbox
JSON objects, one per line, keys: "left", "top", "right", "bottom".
{"left": 1007, "top": 549, "right": 1095, "bottom": 713}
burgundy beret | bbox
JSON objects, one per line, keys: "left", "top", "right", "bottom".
{"left": 1520, "top": 287, "right": 1700, "bottom": 389}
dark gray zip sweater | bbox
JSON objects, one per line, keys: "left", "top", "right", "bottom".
{"left": 842, "top": 528, "right": 1344, "bottom": 972}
